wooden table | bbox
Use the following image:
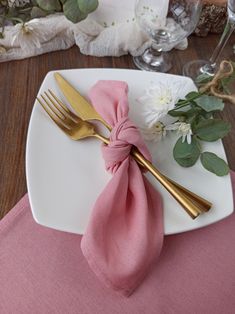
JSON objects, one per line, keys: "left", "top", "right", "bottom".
{"left": 0, "top": 34, "right": 234, "bottom": 219}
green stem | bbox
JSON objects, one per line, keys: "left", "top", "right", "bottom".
{"left": 174, "top": 93, "right": 204, "bottom": 110}
{"left": 0, "top": 13, "right": 6, "bottom": 38}
{"left": 18, "top": 7, "right": 33, "bottom": 13}
{"left": 7, "top": 16, "right": 24, "bottom": 24}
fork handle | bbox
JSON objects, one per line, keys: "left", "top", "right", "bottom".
{"left": 132, "top": 147, "right": 212, "bottom": 212}
{"left": 162, "top": 175, "right": 211, "bottom": 212}
{"left": 95, "top": 134, "right": 211, "bottom": 219}
{"left": 132, "top": 150, "right": 210, "bottom": 218}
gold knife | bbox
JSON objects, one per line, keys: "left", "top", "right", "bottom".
{"left": 54, "top": 72, "right": 212, "bottom": 216}
{"left": 54, "top": 73, "right": 111, "bottom": 131}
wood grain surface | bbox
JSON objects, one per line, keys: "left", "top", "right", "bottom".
{"left": 0, "top": 34, "right": 234, "bottom": 219}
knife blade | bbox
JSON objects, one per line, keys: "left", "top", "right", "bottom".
{"left": 54, "top": 72, "right": 111, "bottom": 131}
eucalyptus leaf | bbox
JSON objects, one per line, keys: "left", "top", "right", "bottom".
{"left": 63, "top": 0, "right": 87, "bottom": 23}
{"left": 31, "top": 6, "right": 47, "bottom": 18}
{"left": 168, "top": 107, "right": 201, "bottom": 118}
{"left": 168, "top": 110, "right": 188, "bottom": 117}
{"left": 187, "top": 114, "right": 198, "bottom": 125}
{"left": 200, "top": 152, "right": 229, "bottom": 176}
{"left": 195, "top": 95, "right": 224, "bottom": 112}
{"left": 78, "top": 0, "right": 98, "bottom": 13}
{"left": 185, "top": 91, "right": 200, "bottom": 100}
{"left": 8, "top": 7, "right": 18, "bottom": 16}
{"left": 220, "top": 69, "right": 235, "bottom": 95}
{"left": 199, "top": 111, "right": 213, "bottom": 119}
{"left": 195, "top": 73, "right": 212, "bottom": 85}
{"left": 185, "top": 107, "right": 202, "bottom": 117}
{"left": 194, "top": 119, "right": 231, "bottom": 141}
{"left": 173, "top": 137, "right": 201, "bottom": 167}
{"left": 36, "top": 0, "right": 61, "bottom": 11}
{"left": 175, "top": 99, "right": 185, "bottom": 105}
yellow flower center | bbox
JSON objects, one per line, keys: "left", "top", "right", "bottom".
{"left": 154, "top": 90, "right": 172, "bottom": 106}
{"left": 22, "top": 24, "right": 33, "bottom": 35}
{"left": 155, "top": 122, "right": 164, "bottom": 132}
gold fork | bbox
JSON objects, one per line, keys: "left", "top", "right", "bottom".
{"left": 37, "top": 90, "right": 211, "bottom": 219}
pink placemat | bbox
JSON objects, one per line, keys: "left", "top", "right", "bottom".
{"left": 0, "top": 172, "right": 234, "bottom": 314}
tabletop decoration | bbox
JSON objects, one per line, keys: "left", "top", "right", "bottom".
{"left": 195, "top": 1, "right": 227, "bottom": 37}
{"left": 138, "top": 60, "right": 235, "bottom": 177}
{"left": 0, "top": 0, "right": 193, "bottom": 62}
{"left": 0, "top": 0, "right": 230, "bottom": 62}
{"left": 27, "top": 69, "right": 234, "bottom": 239}
{"left": 0, "top": 0, "right": 98, "bottom": 35}
{"left": 0, "top": 0, "right": 99, "bottom": 61}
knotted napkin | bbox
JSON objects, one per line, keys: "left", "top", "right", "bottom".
{"left": 81, "top": 81, "right": 164, "bottom": 296}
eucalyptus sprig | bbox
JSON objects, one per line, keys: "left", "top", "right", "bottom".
{"left": 164, "top": 61, "right": 235, "bottom": 177}
{"left": 168, "top": 92, "right": 231, "bottom": 176}
{"left": 0, "top": 0, "right": 99, "bottom": 36}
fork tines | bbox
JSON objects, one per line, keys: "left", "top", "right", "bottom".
{"left": 37, "top": 90, "right": 79, "bottom": 130}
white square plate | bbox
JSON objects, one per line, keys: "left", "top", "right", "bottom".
{"left": 26, "top": 69, "right": 234, "bottom": 235}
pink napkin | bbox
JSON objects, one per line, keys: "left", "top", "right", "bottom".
{"left": 81, "top": 81, "right": 163, "bottom": 296}
{"left": 0, "top": 173, "right": 234, "bottom": 313}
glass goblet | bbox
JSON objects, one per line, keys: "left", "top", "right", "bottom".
{"left": 133, "top": 0, "right": 202, "bottom": 72}
{"left": 183, "top": 0, "right": 235, "bottom": 80}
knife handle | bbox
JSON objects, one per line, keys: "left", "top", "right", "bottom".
{"left": 95, "top": 134, "right": 212, "bottom": 219}
{"left": 132, "top": 148, "right": 211, "bottom": 212}
{"left": 132, "top": 149, "right": 212, "bottom": 218}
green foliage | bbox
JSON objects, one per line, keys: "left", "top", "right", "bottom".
{"left": 195, "top": 73, "right": 213, "bottom": 86}
{"left": 170, "top": 91, "right": 231, "bottom": 176}
{"left": 63, "top": 0, "right": 87, "bottom": 23}
{"left": 78, "top": 0, "right": 98, "bottom": 13}
{"left": 173, "top": 135, "right": 230, "bottom": 176}
{"left": 63, "top": 0, "right": 99, "bottom": 23}
{"left": 194, "top": 95, "right": 224, "bottom": 112}
{"left": 0, "top": 0, "right": 99, "bottom": 32}
{"left": 30, "top": 6, "right": 47, "bottom": 18}
{"left": 200, "top": 152, "right": 229, "bottom": 176}
{"left": 173, "top": 137, "right": 201, "bottom": 167}
{"left": 220, "top": 62, "right": 235, "bottom": 95}
{"left": 185, "top": 91, "right": 199, "bottom": 100}
{"left": 193, "top": 119, "right": 231, "bottom": 142}
{"left": 36, "top": 0, "right": 61, "bottom": 12}
{"left": 195, "top": 62, "right": 235, "bottom": 95}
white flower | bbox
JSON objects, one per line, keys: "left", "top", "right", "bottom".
{"left": 138, "top": 82, "right": 182, "bottom": 127}
{"left": 166, "top": 122, "right": 193, "bottom": 144}
{"left": 11, "top": 20, "right": 47, "bottom": 51}
{"left": 142, "top": 121, "right": 166, "bottom": 142}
